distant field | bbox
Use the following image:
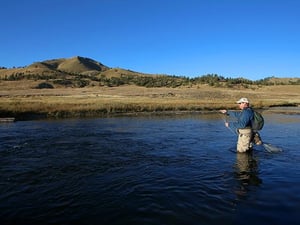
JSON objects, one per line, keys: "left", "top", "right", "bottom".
{"left": 0, "top": 81, "right": 299, "bottom": 119}
{"left": 1, "top": 56, "right": 299, "bottom": 119}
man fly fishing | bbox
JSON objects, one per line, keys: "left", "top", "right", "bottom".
{"left": 219, "top": 97, "right": 262, "bottom": 153}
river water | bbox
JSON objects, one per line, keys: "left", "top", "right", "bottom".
{"left": 0, "top": 112, "right": 300, "bottom": 225}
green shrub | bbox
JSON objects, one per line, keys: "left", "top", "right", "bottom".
{"left": 36, "top": 82, "right": 54, "bottom": 89}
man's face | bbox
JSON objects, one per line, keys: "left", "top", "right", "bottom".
{"left": 238, "top": 102, "right": 247, "bottom": 109}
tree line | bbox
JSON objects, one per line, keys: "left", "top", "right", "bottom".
{"left": 1, "top": 71, "right": 300, "bottom": 88}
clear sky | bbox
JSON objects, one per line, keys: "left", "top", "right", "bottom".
{"left": 1, "top": 0, "right": 299, "bottom": 80}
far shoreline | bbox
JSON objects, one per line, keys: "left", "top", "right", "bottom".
{"left": 2, "top": 105, "right": 299, "bottom": 122}
{"left": 1, "top": 84, "right": 299, "bottom": 121}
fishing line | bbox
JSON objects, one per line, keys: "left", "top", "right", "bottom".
{"left": 218, "top": 113, "right": 237, "bottom": 136}
{"left": 218, "top": 112, "right": 282, "bottom": 153}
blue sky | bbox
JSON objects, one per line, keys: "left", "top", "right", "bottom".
{"left": 1, "top": 0, "right": 299, "bottom": 80}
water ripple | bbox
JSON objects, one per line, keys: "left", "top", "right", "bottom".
{"left": 0, "top": 115, "right": 300, "bottom": 225}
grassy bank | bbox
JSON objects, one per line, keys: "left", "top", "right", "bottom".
{"left": 0, "top": 84, "right": 300, "bottom": 120}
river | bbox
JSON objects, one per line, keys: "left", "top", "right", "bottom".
{"left": 1, "top": 112, "right": 299, "bottom": 225}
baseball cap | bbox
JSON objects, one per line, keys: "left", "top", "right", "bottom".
{"left": 236, "top": 97, "right": 249, "bottom": 104}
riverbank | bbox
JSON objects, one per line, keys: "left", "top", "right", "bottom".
{"left": 1, "top": 84, "right": 300, "bottom": 120}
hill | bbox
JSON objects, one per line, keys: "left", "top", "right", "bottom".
{"left": 1, "top": 56, "right": 299, "bottom": 87}
{"left": 0, "top": 56, "right": 110, "bottom": 78}
{"left": 0, "top": 56, "right": 189, "bottom": 88}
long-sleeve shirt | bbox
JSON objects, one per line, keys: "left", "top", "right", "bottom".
{"left": 227, "top": 107, "right": 254, "bottom": 131}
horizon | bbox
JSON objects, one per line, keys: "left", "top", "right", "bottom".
{"left": 1, "top": 0, "right": 300, "bottom": 80}
{"left": 1, "top": 55, "right": 299, "bottom": 82}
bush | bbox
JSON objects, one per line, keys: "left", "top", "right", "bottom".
{"left": 53, "top": 79, "right": 73, "bottom": 86}
{"left": 36, "top": 82, "right": 54, "bottom": 89}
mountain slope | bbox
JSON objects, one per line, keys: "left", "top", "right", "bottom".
{"left": 0, "top": 56, "right": 299, "bottom": 86}
{"left": 57, "top": 56, "right": 108, "bottom": 73}
{"left": 0, "top": 56, "right": 110, "bottom": 78}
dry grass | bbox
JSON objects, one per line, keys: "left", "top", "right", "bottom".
{"left": 0, "top": 82, "right": 300, "bottom": 119}
{"left": 2, "top": 56, "right": 299, "bottom": 119}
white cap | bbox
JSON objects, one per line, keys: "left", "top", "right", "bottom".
{"left": 236, "top": 97, "right": 249, "bottom": 104}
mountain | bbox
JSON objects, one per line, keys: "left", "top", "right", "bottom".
{"left": 0, "top": 56, "right": 299, "bottom": 87}
{"left": 0, "top": 56, "right": 163, "bottom": 88}
{"left": 28, "top": 56, "right": 110, "bottom": 72}
{"left": 0, "top": 56, "right": 110, "bottom": 76}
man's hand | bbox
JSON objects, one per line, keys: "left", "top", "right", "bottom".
{"left": 219, "top": 109, "right": 227, "bottom": 114}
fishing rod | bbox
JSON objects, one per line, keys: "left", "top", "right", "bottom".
{"left": 218, "top": 113, "right": 237, "bottom": 135}
{"left": 218, "top": 112, "right": 282, "bottom": 153}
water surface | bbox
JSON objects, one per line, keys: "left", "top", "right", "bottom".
{"left": 1, "top": 113, "right": 299, "bottom": 225}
